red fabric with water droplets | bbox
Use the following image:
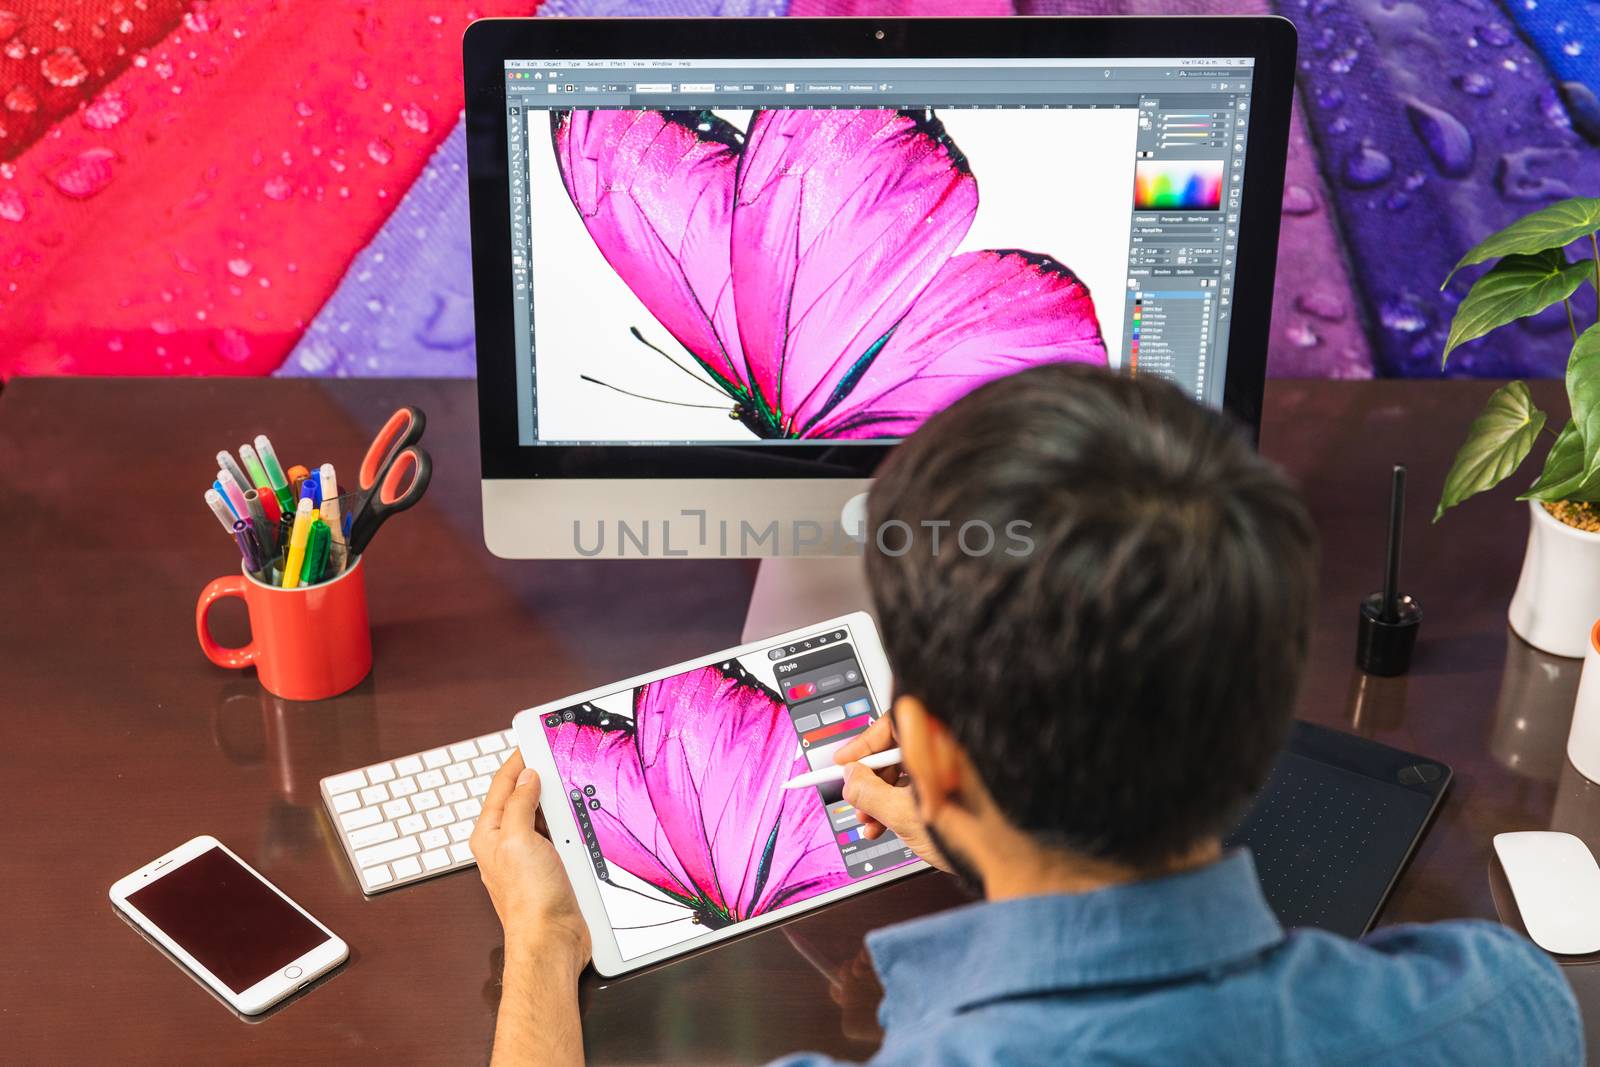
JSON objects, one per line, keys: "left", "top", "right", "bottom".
{"left": 0, "top": 0, "right": 536, "bottom": 377}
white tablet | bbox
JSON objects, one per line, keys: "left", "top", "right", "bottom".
{"left": 513, "top": 611, "right": 927, "bottom": 977}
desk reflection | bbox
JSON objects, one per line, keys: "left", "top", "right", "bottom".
{"left": 1490, "top": 632, "right": 1581, "bottom": 784}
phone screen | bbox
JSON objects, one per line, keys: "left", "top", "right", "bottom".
{"left": 126, "top": 846, "right": 327, "bottom": 993}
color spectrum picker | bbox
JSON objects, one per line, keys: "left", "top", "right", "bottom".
{"left": 1134, "top": 159, "right": 1225, "bottom": 210}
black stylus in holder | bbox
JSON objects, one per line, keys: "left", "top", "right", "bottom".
{"left": 1357, "top": 464, "right": 1422, "bottom": 676}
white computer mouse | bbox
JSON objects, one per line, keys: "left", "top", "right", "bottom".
{"left": 1494, "top": 831, "right": 1600, "bottom": 955}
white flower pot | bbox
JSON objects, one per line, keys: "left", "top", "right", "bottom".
{"left": 1508, "top": 500, "right": 1600, "bottom": 658}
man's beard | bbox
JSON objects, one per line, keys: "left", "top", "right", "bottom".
{"left": 924, "top": 819, "right": 984, "bottom": 897}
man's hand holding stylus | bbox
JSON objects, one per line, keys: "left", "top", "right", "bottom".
{"left": 833, "top": 715, "right": 952, "bottom": 874}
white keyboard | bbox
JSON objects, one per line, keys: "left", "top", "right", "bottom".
{"left": 320, "top": 728, "right": 518, "bottom": 895}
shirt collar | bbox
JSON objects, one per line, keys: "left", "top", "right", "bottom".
{"left": 867, "top": 849, "right": 1283, "bottom": 1030}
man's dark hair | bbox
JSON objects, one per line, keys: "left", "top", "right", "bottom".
{"left": 866, "top": 363, "right": 1318, "bottom": 868}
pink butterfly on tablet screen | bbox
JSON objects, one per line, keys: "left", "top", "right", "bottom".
{"left": 544, "top": 664, "right": 848, "bottom": 930}
{"left": 552, "top": 107, "right": 1108, "bottom": 439}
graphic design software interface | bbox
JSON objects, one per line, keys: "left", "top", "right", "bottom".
{"left": 502, "top": 57, "right": 1254, "bottom": 446}
{"left": 539, "top": 627, "right": 914, "bottom": 960}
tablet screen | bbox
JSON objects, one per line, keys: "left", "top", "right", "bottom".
{"left": 536, "top": 624, "right": 917, "bottom": 960}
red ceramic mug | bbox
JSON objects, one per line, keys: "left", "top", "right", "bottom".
{"left": 196, "top": 557, "right": 373, "bottom": 701}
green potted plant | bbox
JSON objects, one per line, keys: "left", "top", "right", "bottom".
{"left": 1435, "top": 196, "right": 1600, "bottom": 657}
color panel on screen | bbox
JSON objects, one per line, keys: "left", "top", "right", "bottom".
{"left": 1133, "top": 159, "right": 1225, "bottom": 210}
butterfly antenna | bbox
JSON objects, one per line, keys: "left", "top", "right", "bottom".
{"left": 579, "top": 374, "right": 732, "bottom": 411}
{"left": 629, "top": 327, "right": 727, "bottom": 396}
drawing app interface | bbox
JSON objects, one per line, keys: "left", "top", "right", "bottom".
{"left": 539, "top": 626, "right": 914, "bottom": 960}
{"left": 502, "top": 56, "right": 1254, "bottom": 446}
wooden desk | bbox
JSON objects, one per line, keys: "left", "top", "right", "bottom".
{"left": 3, "top": 377, "right": 1596, "bottom": 1064}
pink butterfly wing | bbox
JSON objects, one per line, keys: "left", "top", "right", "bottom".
{"left": 552, "top": 109, "right": 747, "bottom": 391}
{"left": 634, "top": 665, "right": 848, "bottom": 919}
{"left": 544, "top": 720, "right": 698, "bottom": 904}
{"left": 731, "top": 109, "right": 978, "bottom": 432}
{"left": 802, "top": 249, "right": 1109, "bottom": 439}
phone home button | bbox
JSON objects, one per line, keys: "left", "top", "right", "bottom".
{"left": 283, "top": 965, "right": 303, "bottom": 980}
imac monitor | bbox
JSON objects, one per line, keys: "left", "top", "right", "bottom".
{"left": 465, "top": 18, "right": 1296, "bottom": 559}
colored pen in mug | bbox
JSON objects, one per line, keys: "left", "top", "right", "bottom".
{"left": 254, "top": 434, "right": 295, "bottom": 514}
{"left": 217, "top": 450, "right": 251, "bottom": 500}
{"left": 281, "top": 498, "right": 314, "bottom": 589}
{"left": 243, "top": 489, "right": 276, "bottom": 559}
{"left": 257, "top": 485, "right": 282, "bottom": 526}
{"left": 212, "top": 479, "right": 241, "bottom": 520}
{"left": 298, "top": 472, "right": 322, "bottom": 509}
{"left": 301, "top": 517, "right": 330, "bottom": 586}
{"left": 286, "top": 464, "right": 310, "bottom": 502}
{"left": 319, "top": 463, "right": 342, "bottom": 546}
{"left": 217, "top": 468, "right": 250, "bottom": 520}
{"left": 239, "top": 443, "right": 270, "bottom": 494}
{"left": 232, "top": 519, "right": 261, "bottom": 574}
{"left": 205, "top": 488, "right": 237, "bottom": 534}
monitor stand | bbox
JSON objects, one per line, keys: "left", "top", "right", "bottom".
{"left": 741, "top": 555, "right": 875, "bottom": 643}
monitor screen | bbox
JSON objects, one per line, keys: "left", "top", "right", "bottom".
{"left": 502, "top": 57, "right": 1254, "bottom": 447}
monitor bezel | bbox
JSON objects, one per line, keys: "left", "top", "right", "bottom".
{"left": 465, "top": 16, "right": 1297, "bottom": 480}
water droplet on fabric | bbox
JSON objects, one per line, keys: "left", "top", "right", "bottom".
{"left": 1296, "top": 291, "right": 1347, "bottom": 321}
{"left": 1454, "top": 72, "right": 1494, "bottom": 97}
{"left": 81, "top": 90, "right": 130, "bottom": 130}
{"left": 171, "top": 249, "right": 198, "bottom": 273}
{"left": 0, "top": 186, "right": 26, "bottom": 222}
{"left": 0, "top": 12, "right": 18, "bottom": 42}
{"left": 150, "top": 318, "right": 177, "bottom": 335}
{"left": 227, "top": 257, "right": 252, "bottom": 277}
{"left": 1328, "top": 49, "right": 1358, "bottom": 74}
{"left": 1286, "top": 321, "right": 1320, "bottom": 348}
{"left": 400, "top": 102, "right": 430, "bottom": 133}
{"left": 1497, "top": 147, "right": 1576, "bottom": 201}
{"left": 1282, "top": 183, "right": 1318, "bottom": 215}
{"left": 295, "top": 100, "right": 313, "bottom": 117}
{"left": 352, "top": 69, "right": 370, "bottom": 90}
{"left": 1477, "top": 22, "right": 1513, "bottom": 46}
{"left": 49, "top": 147, "right": 116, "bottom": 198}
{"left": 182, "top": 1, "right": 218, "bottom": 32}
{"left": 5, "top": 84, "right": 38, "bottom": 113}
{"left": 365, "top": 297, "right": 383, "bottom": 313}
{"left": 3, "top": 38, "right": 23, "bottom": 60}
{"left": 1380, "top": 293, "right": 1431, "bottom": 334}
{"left": 1565, "top": 39, "right": 1585, "bottom": 57}
{"left": 118, "top": 17, "right": 133, "bottom": 33}
{"left": 154, "top": 58, "right": 173, "bottom": 79}
{"left": 1405, "top": 98, "right": 1475, "bottom": 177}
{"left": 366, "top": 138, "right": 393, "bottom": 164}
{"left": 1315, "top": 85, "right": 1344, "bottom": 109}
{"left": 211, "top": 327, "right": 251, "bottom": 362}
{"left": 1342, "top": 143, "right": 1393, "bottom": 188}
{"left": 1539, "top": 86, "right": 1571, "bottom": 129}
{"left": 262, "top": 174, "right": 292, "bottom": 201}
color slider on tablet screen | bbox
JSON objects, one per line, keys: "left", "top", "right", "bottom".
{"left": 781, "top": 748, "right": 903, "bottom": 790}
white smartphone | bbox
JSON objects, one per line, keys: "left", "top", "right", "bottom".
{"left": 515, "top": 611, "right": 927, "bottom": 978}
{"left": 109, "top": 836, "right": 348, "bottom": 1015}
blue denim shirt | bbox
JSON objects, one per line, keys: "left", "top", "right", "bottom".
{"left": 773, "top": 851, "right": 1582, "bottom": 1066}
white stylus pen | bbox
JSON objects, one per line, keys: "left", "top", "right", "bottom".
{"left": 780, "top": 748, "right": 902, "bottom": 790}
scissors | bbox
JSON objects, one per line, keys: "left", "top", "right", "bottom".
{"left": 346, "top": 406, "right": 433, "bottom": 556}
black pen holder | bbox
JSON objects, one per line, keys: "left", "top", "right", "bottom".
{"left": 1357, "top": 592, "right": 1422, "bottom": 677}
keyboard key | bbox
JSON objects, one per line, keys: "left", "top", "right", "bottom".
{"left": 359, "top": 783, "right": 389, "bottom": 806}
{"left": 398, "top": 814, "right": 427, "bottom": 835}
{"left": 332, "top": 792, "right": 361, "bottom": 814}
{"left": 421, "top": 827, "right": 449, "bottom": 849}
{"left": 472, "top": 754, "right": 502, "bottom": 775}
{"left": 325, "top": 770, "right": 367, "bottom": 795}
{"left": 455, "top": 798, "right": 482, "bottom": 821}
{"left": 366, "top": 763, "right": 396, "bottom": 784}
{"left": 502, "top": 729, "right": 516, "bottom": 746}
{"left": 445, "top": 764, "right": 472, "bottom": 783}
{"left": 382, "top": 798, "right": 411, "bottom": 819}
{"left": 450, "top": 841, "right": 473, "bottom": 863}
{"left": 422, "top": 849, "right": 450, "bottom": 871}
{"left": 391, "top": 856, "right": 422, "bottom": 880}
{"left": 427, "top": 807, "right": 455, "bottom": 828}
{"left": 395, "top": 755, "right": 423, "bottom": 776}
{"left": 355, "top": 835, "right": 421, "bottom": 868}
{"left": 440, "top": 782, "right": 468, "bottom": 804}
{"left": 348, "top": 822, "right": 399, "bottom": 849}
{"left": 476, "top": 732, "right": 506, "bottom": 753}
{"left": 413, "top": 791, "right": 441, "bottom": 811}
{"left": 450, "top": 821, "right": 475, "bottom": 842}
{"left": 340, "top": 807, "right": 382, "bottom": 832}
{"left": 468, "top": 775, "right": 492, "bottom": 797}
{"left": 450, "top": 740, "right": 480, "bottom": 761}
{"left": 422, "top": 748, "right": 451, "bottom": 769}
{"left": 363, "top": 864, "right": 393, "bottom": 888}
{"left": 417, "top": 769, "right": 446, "bottom": 790}
{"left": 390, "top": 776, "right": 418, "bottom": 797}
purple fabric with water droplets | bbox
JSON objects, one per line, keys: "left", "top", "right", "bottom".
{"left": 547, "top": 664, "right": 849, "bottom": 921}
